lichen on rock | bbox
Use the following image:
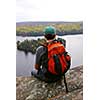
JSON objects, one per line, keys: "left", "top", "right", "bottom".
{"left": 16, "top": 65, "right": 83, "bottom": 100}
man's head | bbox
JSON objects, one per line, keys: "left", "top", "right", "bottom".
{"left": 44, "top": 26, "right": 56, "bottom": 40}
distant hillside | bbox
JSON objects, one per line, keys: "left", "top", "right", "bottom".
{"left": 16, "top": 21, "right": 83, "bottom": 36}
{"left": 16, "top": 21, "right": 82, "bottom": 26}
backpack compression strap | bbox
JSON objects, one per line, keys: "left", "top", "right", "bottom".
{"left": 64, "top": 74, "right": 68, "bottom": 93}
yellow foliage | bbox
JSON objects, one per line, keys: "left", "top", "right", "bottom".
{"left": 16, "top": 23, "right": 81, "bottom": 33}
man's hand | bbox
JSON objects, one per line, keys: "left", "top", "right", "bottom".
{"left": 34, "top": 64, "right": 39, "bottom": 70}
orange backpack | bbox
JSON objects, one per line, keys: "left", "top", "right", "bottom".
{"left": 47, "top": 41, "right": 71, "bottom": 75}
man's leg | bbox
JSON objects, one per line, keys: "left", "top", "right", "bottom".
{"left": 31, "top": 69, "right": 62, "bottom": 83}
{"left": 31, "top": 69, "right": 46, "bottom": 81}
{"left": 31, "top": 70, "right": 37, "bottom": 76}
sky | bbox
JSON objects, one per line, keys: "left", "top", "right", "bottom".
{"left": 16, "top": 0, "right": 83, "bottom": 22}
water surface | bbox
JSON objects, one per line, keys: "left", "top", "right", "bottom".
{"left": 16, "top": 35, "right": 83, "bottom": 76}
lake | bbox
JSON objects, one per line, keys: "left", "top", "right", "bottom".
{"left": 16, "top": 34, "right": 83, "bottom": 76}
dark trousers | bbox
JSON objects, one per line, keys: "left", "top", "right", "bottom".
{"left": 31, "top": 68, "right": 62, "bottom": 83}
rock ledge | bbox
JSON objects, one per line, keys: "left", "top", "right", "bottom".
{"left": 16, "top": 65, "right": 83, "bottom": 100}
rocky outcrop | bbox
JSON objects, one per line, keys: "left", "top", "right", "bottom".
{"left": 16, "top": 65, "right": 83, "bottom": 100}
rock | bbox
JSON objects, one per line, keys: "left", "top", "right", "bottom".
{"left": 50, "top": 88, "right": 83, "bottom": 100}
{"left": 16, "top": 65, "right": 83, "bottom": 100}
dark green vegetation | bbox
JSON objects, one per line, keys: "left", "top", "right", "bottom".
{"left": 17, "top": 38, "right": 66, "bottom": 54}
{"left": 17, "top": 38, "right": 46, "bottom": 54}
{"left": 16, "top": 22, "right": 83, "bottom": 36}
{"left": 16, "top": 22, "right": 83, "bottom": 53}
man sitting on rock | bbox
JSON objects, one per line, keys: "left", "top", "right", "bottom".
{"left": 31, "top": 26, "right": 71, "bottom": 83}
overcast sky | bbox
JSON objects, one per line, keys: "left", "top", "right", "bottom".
{"left": 16, "top": 0, "right": 83, "bottom": 22}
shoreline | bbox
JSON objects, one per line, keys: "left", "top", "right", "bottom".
{"left": 16, "top": 31, "right": 83, "bottom": 37}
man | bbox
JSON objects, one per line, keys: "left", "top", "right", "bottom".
{"left": 31, "top": 26, "right": 70, "bottom": 83}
